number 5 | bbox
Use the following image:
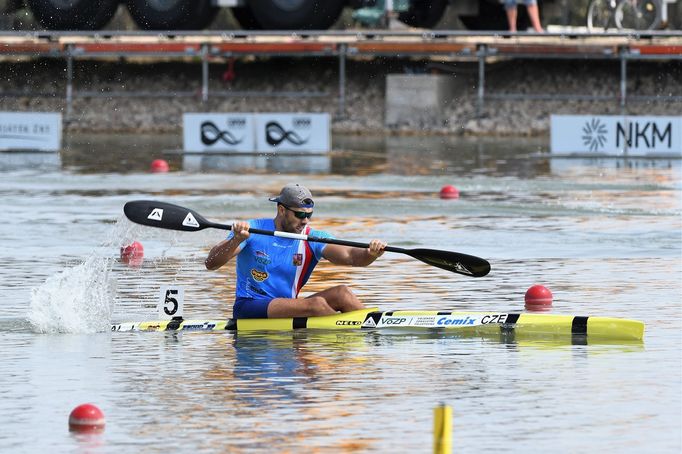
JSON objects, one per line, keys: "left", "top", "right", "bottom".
{"left": 158, "top": 285, "right": 184, "bottom": 319}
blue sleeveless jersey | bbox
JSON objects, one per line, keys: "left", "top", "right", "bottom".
{"left": 230, "top": 218, "right": 333, "bottom": 299}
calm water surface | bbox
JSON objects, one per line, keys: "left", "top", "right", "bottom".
{"left": 0, "top": 134, "right": 680, "bottom": 453}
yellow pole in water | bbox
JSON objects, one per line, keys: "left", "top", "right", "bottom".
{"left": 433, "top": 403, "right": 452, "bottom": 454}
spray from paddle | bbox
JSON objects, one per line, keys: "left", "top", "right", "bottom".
{"left": 26, "top": 217, "right": 146, "bottom": 334}
{"left": 27, "top": 256, "right": 113, "bottom": 334}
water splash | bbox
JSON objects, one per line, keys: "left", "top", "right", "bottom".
{"left": 27, "top": 256, "right": 114, "bottom": 334}
{"left": 24, "top": 215, "right": 140, "bottom": 334}
{"left": 25, "top": 215, "right": 189, "bottom": 333}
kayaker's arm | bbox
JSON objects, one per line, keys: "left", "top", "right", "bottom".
{"left": 205, "top": 221, "right": 249, "bottom": 270}
{"left": 322, "top": 239, "right": 387, "bottom": 267}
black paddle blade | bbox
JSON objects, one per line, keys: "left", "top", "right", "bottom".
{"left": 408, "top": 248, "right": 491, "bottom": 278}
{"left": 123, "top": 200, "right": 210, "bottom": 232}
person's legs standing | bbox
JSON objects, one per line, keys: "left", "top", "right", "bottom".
{"left": 526, "top": 0, "right": 544, "bottom": 32}
{"left": 504, "top": 0, "right": 518, "bottom": 31}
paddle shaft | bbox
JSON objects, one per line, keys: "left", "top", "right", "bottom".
{"left": 205, "top": 219, "right": 408, "bottom": 254}
{"left": 123, "top": 200, "right": 491, "bottom": 277}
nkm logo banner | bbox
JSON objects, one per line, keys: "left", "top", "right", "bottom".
{"left": 183, "top": 113, "right": 330, "bottom": 153}
{"left": 0, "top": 112, "right": 62, "bottom": 151}
{"left": 551, "top": 115, "right": 681, "bottom": 155}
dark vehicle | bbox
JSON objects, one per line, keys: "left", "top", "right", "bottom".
{"left": 2, "top": 0, "right": 555, "bottom": 31}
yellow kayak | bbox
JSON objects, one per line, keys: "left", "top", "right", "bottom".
{"left": 111, "top": 308, "right": 644, "bottom": 341}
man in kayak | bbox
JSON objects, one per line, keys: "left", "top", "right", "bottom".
{"left": 205, "top": 183, "right": 387, "bottom": 319}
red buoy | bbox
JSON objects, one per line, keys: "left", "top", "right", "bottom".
{"left": 120, "top": 241, "right": 144, "bottom": 267}
{"left": 150, "top": 159, "right": 169, "bottom": 173}
{"left": 69, "top": 404, "right": 105, "bottom": 432}
{"left": 439, "top": 185, "right": 460, "bottom": 199}
{"left": 525, "top": 285, "right": 553, "bottom": 311}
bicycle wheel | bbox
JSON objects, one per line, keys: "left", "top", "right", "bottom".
{"left": 615, "top": 0, "right": 662, "bottom": 30}
{"left": 587, "top": 0, "right": 617, "bottom": 31}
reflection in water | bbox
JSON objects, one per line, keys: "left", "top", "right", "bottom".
{"left": 230, "top": 331, "right": 366, "bottom": 402}
{"left": 0, "top": 151, "right": 61, "bottom": 171}
{"left": 12, "top": 132, "right": 680, "bottom": 180}
{"left": 107, "top": 330, "right": 384, "bottom": 451}
{"left": 22, "top": 130, "right": 674, "bottom": 183}
{"left": 54, "top": 132, "right": 555, "bottom": 177}
{"left": 550, "top": 156, "right": 680, "bottom": 173}
{"left": 60, "top": 133, "right": 180, "bottom": 173}
{"left": 222, "top": 330, "right": 381, "bottom": 451}
{"left": 182, "top": 153, "right": 331, "bottom": 174}
{"left": 103, "top": 327, "right": 644, "bottom": 452}
{"left": 382, "top": 135, "right": 549, "bottom": 177}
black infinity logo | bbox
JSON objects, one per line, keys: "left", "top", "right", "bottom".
{"left": 265, "top": 121, "right": 308, "bottom": 147}
{"left": 200, "top": 121, "right": 243, "bottom": 146}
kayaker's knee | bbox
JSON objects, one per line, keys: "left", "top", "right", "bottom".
{"left": 303, "top": 296, "right": 336, "bottom": 316}
{"left": 331, "top": 285, "right": 363, "bottom": 310}
{"left": 333, "top": 284, "right": 354, "bottom": 299}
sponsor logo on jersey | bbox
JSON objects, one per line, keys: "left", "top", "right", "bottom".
{"left": 255, "top": 250, "right": 271, "bottom": 265}
{"left": 293, "top": 253, "right": 303, "bottom": 266}
{"left": 247, "top": 284, "right": 268, "bottom": 296}
{"left": 251, "top": 269, "right": 269, "bottom": 282}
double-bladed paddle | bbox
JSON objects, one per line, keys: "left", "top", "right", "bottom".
{"left": 123, "top": 200, "right": 491, "bottom": 278}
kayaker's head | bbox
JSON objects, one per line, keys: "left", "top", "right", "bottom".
{"left": 270, "top": 183, "right": 314, "bottom": 233}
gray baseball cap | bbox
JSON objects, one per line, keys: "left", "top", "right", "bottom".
{"left": 269, "top": 183, "right": 314, "bottom": 208}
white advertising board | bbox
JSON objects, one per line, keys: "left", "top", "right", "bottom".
{"left": 183, "top": 113, "right": 255, "bottom": 152}
{"left": 551, "top": 115, "right": 682, "bottom": 155}
{"left": 255, "top": 113, "right": 330, "bottom": 153}
{"left": 0, "top": 112, "right": 62, "bottom": 151}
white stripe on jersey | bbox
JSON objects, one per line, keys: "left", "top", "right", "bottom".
{"left": 291, "top": 226, "right": 311, "bottom": 298}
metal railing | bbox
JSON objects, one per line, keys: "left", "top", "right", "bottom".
{"left": 0, "top": 30, "right": 681, "bottom": 121}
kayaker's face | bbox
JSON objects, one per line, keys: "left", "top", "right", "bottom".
{"left": 279, "top": 205, "right": 312, "bottom": 233}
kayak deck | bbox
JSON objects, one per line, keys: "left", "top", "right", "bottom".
{"left": 111, "top": 308, "right": 645, "bottom": 341}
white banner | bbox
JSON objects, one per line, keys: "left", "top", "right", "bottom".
{"left": 0, "top": 112, "right": 62, "bottom": 151}
{"left": 183, "top": 113, "right": 255, "bottom": 152}
{"left": 551, "top": 115, "right": 682, "bottom": 155}
{"left": 255, "top": 113, "right": 330, "bottom": 153}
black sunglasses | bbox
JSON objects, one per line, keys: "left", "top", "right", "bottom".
{"left": 282, "top": 205, "right": 313, "bottom": 219}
